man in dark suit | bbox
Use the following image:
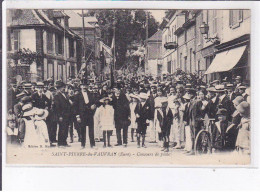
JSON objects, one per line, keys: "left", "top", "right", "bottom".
{"left": 31, "top": 82, "right": 50, "bottom": 109}
{"left": 112, "top": 88, "right": 130, "bottom": 147}
{"left": 135, "top": 93, "right": 152, "bottom": 148}
{"left": 54, "top": 81, "right": 72, "bottom": 147}
{"left": 216, "top": 87, "right": 232, "bottom": 121}
{"left": 74, "top": 80, "right": 96, "bottom": 149}
{"left": 187, "top": 88, "right": 203, "bottom": 155}
{"left": 7, "top": 83, "right": 17, "bottom": 111}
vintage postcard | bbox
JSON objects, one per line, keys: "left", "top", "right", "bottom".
{"left": 3, "top": 5, "right": 251, "bottom": 166}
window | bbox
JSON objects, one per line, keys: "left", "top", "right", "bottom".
{"left": 168, "top": 30, "right": 171, "bottom": 42}
{"left": 212, "top": 10, "right": 218, "bottom": 34}
{"left": 180, "top": 53, "right": 182, "bottom": 69}
{"left": 69, "top": 39, "right": 74, "bottom": 58}
{"left": 229, "top": 10, "right": 243, "bottom": 28}
{"left": 47, "top": 32, "right": 53, "bottom": 53}
{"left": 71, "top": 64, "right": 75, "bottom": 77}
{"left": 47, "top": 60, "right": 54, "bottom": 79}
{"left": 190, "top": 49, "right": 193, "bottom": 73}
{"left": 56, "top": 34, "right": 63, "bottom": 55}
{"left": 167, "top": 61, "right": 172, "bottom": 74}
{"left": 172, "top": 27, "right": 174, "bottom": 42}
{"left": 13, "top": 30, "right": 20, "bottom": 51}
{"left": 184, "top": 31, "right": 187, "bottom": 42}
{"left": 184, "top": 56, "right": 187, "bottom": 72}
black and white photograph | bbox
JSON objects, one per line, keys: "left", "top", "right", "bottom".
{"left": 4, "top": 6, "right": 251, "bottom": 166}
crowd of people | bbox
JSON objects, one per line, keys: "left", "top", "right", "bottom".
{"left": 6, "top": 72, "right": 250, "bottom": 155}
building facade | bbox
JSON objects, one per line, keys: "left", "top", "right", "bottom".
{"left": 64, "top": 10, "right": 103, "bottom": 77}
{"left": 161, "top": 9, "right": 251, "bottom": 83}
{"left": 7, "top": 9, "right": 83, "bottom": 83}
{"left": 145, "top": 30, "right": 163, "bottom": 77}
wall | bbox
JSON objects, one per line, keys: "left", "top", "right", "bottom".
{"left": 20, "top": 29, "right": 36, "bottom": 51}
{"left": 222, "top": 10, "right": 250, "bottom": 43}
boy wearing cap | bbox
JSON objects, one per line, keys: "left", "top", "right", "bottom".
{"left": 154, "top": 98, "right": 173, "bottom": 152}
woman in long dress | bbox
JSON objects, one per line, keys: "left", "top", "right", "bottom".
{"left": 19, "top": 104, "right": 39, "bottom": 148}
{"left": 34, "top": 108, "right": 50, "bottom": 148}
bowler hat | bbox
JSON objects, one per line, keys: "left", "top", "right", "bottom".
{"left": 21, "top": 96, "right": 32, "bottom": 104}
{"left": 55, "top": 80, "right": 66, "bottom": 89}
{"left": 36, "top": 82, "right": 44, "bottom": 88}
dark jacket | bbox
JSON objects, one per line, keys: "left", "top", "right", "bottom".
{"left": 218, "top": 95, "right": 232, "bottom": 121}
{"left": 205, "top": 97, "right": 219, "bottom": 119}
{"left": 113, "top": 93, "right": 130, "bottom": 129}
{"left": 135, "top": 100, "right": 152, "bottom": 128}
{"left": 156, "top": 108, "right": 173, "bottom": 135}
{"left": 7, "top": 88, "right": 17, "bottom": 111}
{"left": 74, "top": 91, "right": 96, "bottom": 126}
{"left": 54, "top": 92, "right": 71, "bottom": 120}
{"left": 32, "top": 92, "right": 50, "bottom": 109}
{"left": 212, "top": 120, "right": 231, "bottom": 150}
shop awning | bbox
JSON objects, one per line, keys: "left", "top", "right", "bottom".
{"left": 205, "top": 45, "right": 247, "bottom": 74}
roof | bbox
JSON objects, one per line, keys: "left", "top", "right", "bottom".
{"left": 64, "top": 10, "right": 95, "bottom": 28}
{"left": 7, "top": 9, "right": 44, "bottom": 26}
{"left": 147, "top": 30, "right": 162, "bottom": 42}
{"left": 53, "top": 10, "right": 69, "bottom": 18}
{"left": 8, "top": 9, "right": 81, "bottom": 39}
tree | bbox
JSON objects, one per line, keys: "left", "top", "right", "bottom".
{"left": 86, "top": 9, "right": 160, "bottom": 69}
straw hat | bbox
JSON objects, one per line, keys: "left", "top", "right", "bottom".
{"left": 232, "top": 96, "right": 244, "bottom": 106}
{"left": 183, "top": 92, "right": 191, "bottom": 100}
{"left": 139, "top": 93, "right": 149, "bottom": 100}
{"left": 129, "top": 94, "right": 140, "bottom": 100}
{"left": 22, "top": 104, "right": 36, "bottom": 117}
{"left": 236, "top": 101, "right": 250, "bottom": 116}
{"left": 100, "top": 96, "right": 112, "bottom": 103}
{"left": 34, "top": 108, "right": 49, "bottom": 120}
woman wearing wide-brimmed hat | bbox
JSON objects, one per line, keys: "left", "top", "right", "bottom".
{"left": 235, "top": 101, "right": 250, "bottom": 155}
{"left": 98, "top": 96, "right": 115, "bottom": 148}
{"left": 20, "top": 103, "right": 39, "bottom": 148}
{"left": 34, "top": 108, "right": 50, "bottom": 148}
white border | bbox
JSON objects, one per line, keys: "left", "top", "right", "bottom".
{"left": 2, "top": 0, "right": 260, "bottom": 190}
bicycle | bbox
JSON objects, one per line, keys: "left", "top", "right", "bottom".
{"left": 194, "top": 116, "right": 215, "bottom": 155}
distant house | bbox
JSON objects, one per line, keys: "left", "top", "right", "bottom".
{"left": 7, "top": 9, "right": 83, "bottom": 82}
{"left": 145, "top": 30, "right": 163, "bottom": 77}
{"left": 64, "top": 10, "right": 103, "bottom": 76}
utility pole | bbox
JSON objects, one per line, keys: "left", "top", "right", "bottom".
{"left": 113, "top": 10, "right": 116, "bottom": 71}
{"left": 63, "top": 10, "right": 67, "bottom": 83}
{"left": 145, "top": 11, "right": 149, "bottom": 75}
{"left": 82, "top": 9, "right": 87, "bottom": 77}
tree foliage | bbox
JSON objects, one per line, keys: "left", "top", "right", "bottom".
{"left": 87, "top": 10, "right": 159, "bottom": 69}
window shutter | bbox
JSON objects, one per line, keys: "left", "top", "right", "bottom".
{"left": 55, "top": 34, "right": 58, "bottom": 54}
{"left": 229, "top": 10, "right": 233, "bottom": 27}
{"left": 239, "top": 10, "right": 243, "bottom": 22}
{"left": 13, "top": 30, "right": 19, "bottom": 51}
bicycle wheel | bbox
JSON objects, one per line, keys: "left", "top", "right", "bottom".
{"left": 194, "top": 130, "right": 212, "bottom": 155}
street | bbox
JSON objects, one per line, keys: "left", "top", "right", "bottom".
{"left": 6, "top": 129, "right": 250, "bottom": 166}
